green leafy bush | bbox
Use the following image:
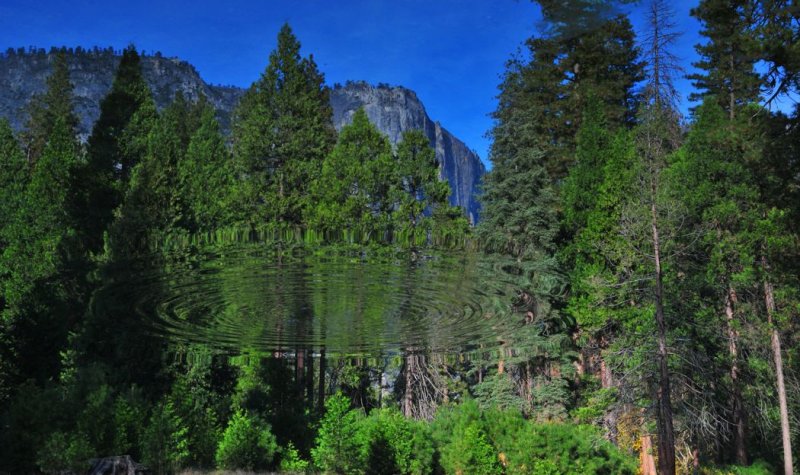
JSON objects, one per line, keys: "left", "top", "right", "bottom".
{"left": 359, "top": 408, "right": 434, "bottom": 475}
{"left": 215, "top": 410, "right": 278, "bottom": 470}
{"left": 36, "top": 430, "right": 93, "bottom": 474}
{"left": 431, "top": 400, "right": 636, "bottom": 474}
{"left": 279, "top": 442, "right": 310, "bottom": 473}
{"left": 500, "top": 423, "right": 636, "bottom": 474}
{"left": 441, "top": 422, "right": 501, "bottom": 475}
{"left": 143, "top": 400, "right": 190, "bottom": 474}
{"left": 311, "top": 392, "right": 365, "bottom": 474}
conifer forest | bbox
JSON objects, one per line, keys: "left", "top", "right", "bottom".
{"left": 0, "top": 1, "right": 799, "bottom": 474}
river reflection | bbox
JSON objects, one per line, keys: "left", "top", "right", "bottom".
{"left": 92, "top": 236, "right": 539, "bottom": 359}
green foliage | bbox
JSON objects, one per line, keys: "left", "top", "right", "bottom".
{"left": 474, "top": 372, "right": 527, "bottom": 414}
{"left": 689, "top": 0, "right": 762, "bottom": 112}
{"left": 700, "top": 460, "right": 774, "bottom": 475}
{"left": 215, "top": 410, "right": 278, "bottom": 471}
{"left": 476, "top": 146, "right": 558, "bottom": 260}
{"left": 108, "top": 94, "right": 206, "bottom": 257}
{"left": 178, "top": 105, "right": 238, "bottom": 231}
{"left": 143, "top": 400, "right": 190, "bottom": 474}
{"left": 431, "top": 399, "right": 636, "bottom": 474}
{"left": 311, "top": 392, "right": 365, "bottom": 474}
{"left": 312, "top": 108, "right": 395, "bottom": 233}
{"left": 441, "top": 422, "right": 501, "bottom": 475}
{"left": 0, "top": 119, "right": 27, "bottom": 253}
{"left": 1, "top": 117, "right": 82, "bottom": 309}
{"left": 280, "top": 442, "right": 310, "bottom": 473}
{"left": 232, "top": 23, "right": 336, "bottom": 224}
{"left": 359, "top": 408, "right": 434, "bottom": 475}
{"left": 36, "top": 430, "right": 93, "bottom": 474}
{"left": 167, "top": 374, "right": 221, "bottom": 468}
{"left": 22, "top": 51, "right": 79, "bottom": 165}
{"left": 83, "top": 44, "right": 156, "bottom": 253}
{"left": 505, "top": 423, "right": 637, "bottom": 475}
{"left": 311, "top": 108, "right": 466, "bottom": 243}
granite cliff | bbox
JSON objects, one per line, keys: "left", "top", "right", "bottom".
{"left": 0, "top": 49, "right": 484, "bottom": 221}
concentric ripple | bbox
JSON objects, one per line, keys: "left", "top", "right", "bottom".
{"left": 92, "top": 242, "right": 531, "bottom": 357}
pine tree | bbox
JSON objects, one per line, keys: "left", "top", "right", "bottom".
{"left": 2, "top": 117, "right": 82, "bottom": 311}
{"left": 670, "top": 102, "right": 765, "bottom": 465}
{"left": 83, "top": 45, "right": 156, "bottom": 254}
{"left": 178, "top": 105, "right": 238, "bottom": 232}
{"left": 233, "top": 23, "right": 336, "bottom": 225}
{"left": 491, "top": 14, "right": 643, "bottom": 182}
{"left": 108, "top": 104, "right": 184, "bottom": 258}
{"left": 0, "top": 118, "right": 84, "bottom": 389}
{"left": 395, "top": 129, "right": 465, "bottom": 243}
{"left": 22, "top": 51, "right": 79, "bottom": 165}
{"left": 0, "top": 120, "right": 27, "bottom": 253}
{"left": 311, "top": 108, "right": 394, "bottom": 234}
{"left": 689, "top": 0, "right": 762, "bottom": 116}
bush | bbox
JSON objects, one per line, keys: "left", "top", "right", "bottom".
{"left": 700, "top": 460, "right": 774, "bottom": 475}
{"left": 311, "top": 392, "right": 365, "bottom": 474}
{"left": 441, "top": 422, "right": 501, "bottom": 475}
{"left": 359, "top": 408, "right": 434, "bottom": 475}
{"left": 142, "top": 400, "right": 190, "bottom": 474}
{"left": 215, "top": 410, "right": 278, "bottom": 470}
{"left": 279, "top": 442, "right": 310, "bottom": 473}
{"left": 36, "top": 430, "right": 94, "bottom": 474}
{"left": 431, "top": 400, "right": 636, "bottom": 475}
{"left": 502, "top": 423, "right": 637, "bottom": 474}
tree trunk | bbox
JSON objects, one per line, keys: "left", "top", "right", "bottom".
{"left": 640, "top": 433, "right": 658, "bottom": 475}
{"left": 306, "top": 349, "right": 315, "bottom": 409}
{"left": 317, "top": 348, "right": 326, "bottom": 413}
{"left": 652, "top": 201, "right": 676, "bottom": 475}
{"left": 725, "top": 284, "right": 748, "bottom": 465}
{"left": 762, "top": 255, "right": 793, "bottom": 475}
{"left": 403, "top": 353, "right": 416, "bottom": 418}
{"left": 296, "top": 348, "right": 305, "bottom": 402}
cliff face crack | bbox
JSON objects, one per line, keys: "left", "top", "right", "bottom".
{"left": 0, "top": 53, "right": 485, "bottom": 222}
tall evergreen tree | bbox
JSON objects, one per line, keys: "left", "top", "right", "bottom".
{"left": 177, "top": 105, "right": 239, "bottom": 232}
{"left": 22, "top": 51, "right": 79, "bottom": 166}
{"left": 83, "top": 45, "right": 156, "bottom": 254}
{"left": 491, "top": 14, "right": 642, "bottom": 182}
{"left": 395, "top": 129, "right": 464, "bottom": 242}
{"left": 233, "top": 23, "right": 336, "bottom": 224}
{"left": 670, "top": 102, "right": 765, "bottom": 466}
{"left": 311, "top": 108, "right": 394, "bottom": 234}
{"left": 108, "top": 101, "right": 185, "bottom": 258}
{"left": 0, "top": 117, "right": 84, "bottom": 396}
{"left": 689, "top": 0, "right": 762, "bottom": 116}
{"left": 0, "top": 120, "right": 27, "bottom": 253}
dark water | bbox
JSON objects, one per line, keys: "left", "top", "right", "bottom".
{"left": 92, "top": 238, "right": 536, "bottom": 359}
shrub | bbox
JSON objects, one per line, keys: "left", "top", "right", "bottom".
{"left": 360, "top": 408, "right": 434, "bottom": 475}
{"left": 440, "top": 422, "right": 501, "bottom": 475}
{"left": 142, "top": 400, "right": 190, "bottom": 474}
{"left": 502, "top": 423, "right": 637, "bottom": 474}
{"left": 36, "top": 430, "right": 93, "bottom": 474}
{"left": 215, "top": 410, "right": 278, "bottom": 470}
{"left": 279, "top": 442, "right": 310, "bottom": 473}
{"left": 311, "top": 392, "right": 365, "bottom": 474}
{"left": 431, "top": 400, "right": 636, "bottom": 475}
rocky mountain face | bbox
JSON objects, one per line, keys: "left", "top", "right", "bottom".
{"left": 0, "top": 49, "right": 484, "bottom": 221}
{"left": 330, "top": 82, "right": 484, "bottom": 223}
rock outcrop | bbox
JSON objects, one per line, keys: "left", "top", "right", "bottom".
{"left": 0, "top": 49, "right": 484, "bottom": 221}
{"left": 330, "top": 82, "right": 484, "bottom": 222}
{"left": 88, "top": 455, "right": 149, "bottom": 475}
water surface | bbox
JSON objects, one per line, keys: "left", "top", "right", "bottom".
{"left": 93, "top": 237, "right": 535, "bottom": 358}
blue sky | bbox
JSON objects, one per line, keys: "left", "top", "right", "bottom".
{"left": 1, "top": 0, "right": 711, "bottom": 167}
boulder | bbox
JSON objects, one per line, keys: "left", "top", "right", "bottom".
{"left": 87, "top": 456, "right": 149, "bottom": 475}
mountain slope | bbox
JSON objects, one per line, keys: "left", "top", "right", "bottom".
{"left": 0, "top": 49, "right": 484, "bottom": 221}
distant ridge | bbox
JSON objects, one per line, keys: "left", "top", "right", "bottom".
{"left": 0, "top": 49, "right": 485, "bottom": 222}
